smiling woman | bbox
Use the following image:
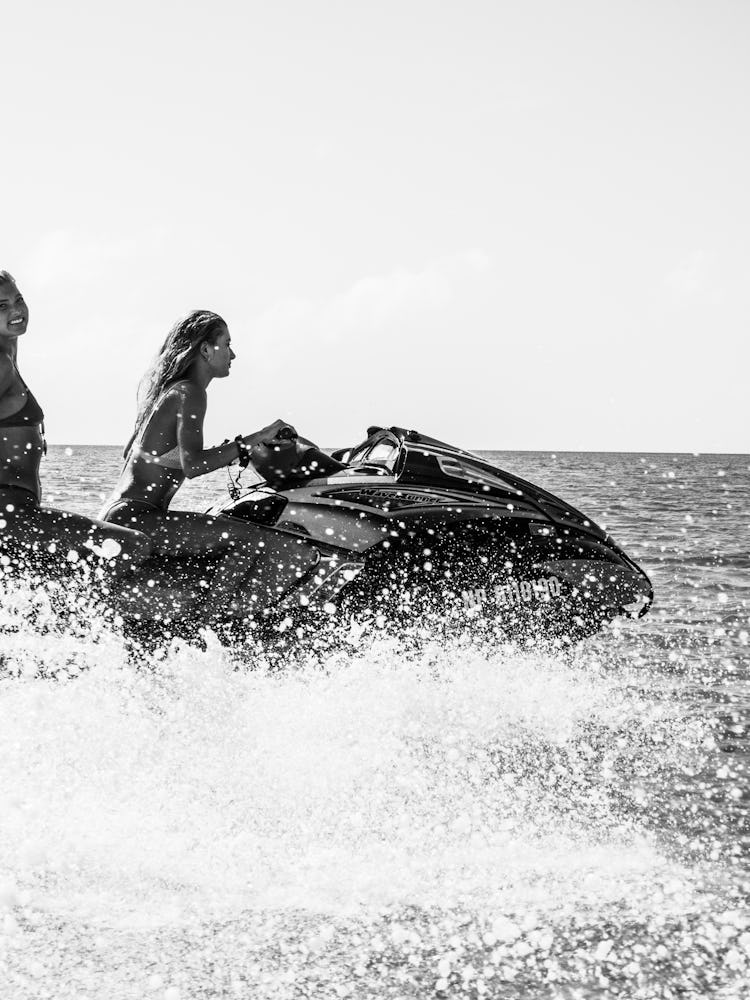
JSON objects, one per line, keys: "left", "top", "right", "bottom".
{"left": 0, "top": 270, "right": 152, "bottom": 575}
{"left": 100, "top": 309, "right": 302, "bottom": 621}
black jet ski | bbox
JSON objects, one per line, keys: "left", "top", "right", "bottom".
{"left": 191, "top": 425, "right": 653, "bottom": 640}
{"left": 0, "top": 427, "right": 653, "bottom": 643}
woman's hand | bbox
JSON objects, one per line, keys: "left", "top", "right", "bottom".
{"left": 244, "top": 420, "right": 297, "bottom": 447}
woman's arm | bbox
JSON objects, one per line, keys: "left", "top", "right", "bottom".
{"left": 175, "top": 384, "right": 240, "bottom": 478}
{"left": 175, "top": 385, "right": 295, "bottom": 479}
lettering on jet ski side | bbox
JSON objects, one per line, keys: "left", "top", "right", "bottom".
{"left": 322, "top": 487, "right": 470, "bottom": 510}
{"left": 461, "top": 575, "right": 562, "bottom": 611}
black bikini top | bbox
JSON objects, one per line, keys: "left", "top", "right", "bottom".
{"left": 0, "top": 382, "right": 45, "bottom": 428}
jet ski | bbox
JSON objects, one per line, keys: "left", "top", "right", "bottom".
{"left": 1, "top": 427, "right": 653, "bottom": 643}
{"left": 192, "top": 425, "right": 653, "bottom": 640}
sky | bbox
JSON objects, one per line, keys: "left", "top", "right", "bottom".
{"left": 2, "top": 0, "right": 748, "bottom": 452}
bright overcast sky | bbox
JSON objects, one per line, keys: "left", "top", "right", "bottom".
{"left": 3, "top": 1, "right": 748, "bottom": 451}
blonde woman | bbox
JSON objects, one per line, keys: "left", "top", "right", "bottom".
{"left": 102, "top": 309, "right": 300, "bottom": 619}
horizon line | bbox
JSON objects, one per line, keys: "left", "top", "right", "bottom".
{"left": 45, "top": 442, "right": 750, "bottom": 458}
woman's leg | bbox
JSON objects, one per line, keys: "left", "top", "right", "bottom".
{"left": 104, "top": 505, "right": 251, "bottom": 557}
{"left": 104, "top": 505, "right": 319, "bottom": 621}
{"left": 38, "top": 508, "right": 152, "bottom": 571}
{"left": 0, "top": 502, "right": 151, "bottom": 576}
{"left": 106, "top": 505, "right": 265, "bottom": 618}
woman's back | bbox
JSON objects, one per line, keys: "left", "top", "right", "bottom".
{"left": 114, "top": 382, "right": 198, "bottom": 510}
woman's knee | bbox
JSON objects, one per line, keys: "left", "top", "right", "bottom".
{"left": 84, "top": 518, "right": 153, "bottom": 567}
{"left": 117, "top": 528, "right": 152, "bottom": 565}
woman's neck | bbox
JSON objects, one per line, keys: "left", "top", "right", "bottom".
{"left": 186, "top": 358, "right": 213, "bottom": 390}
{"left": 0, "top": 338, "right": 18, "bottom": 362}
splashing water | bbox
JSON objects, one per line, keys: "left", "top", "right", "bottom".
{"left": 1, "top": 447, "right": 749, "bottom": 998}
{"left": 0, "top": 600, "right": 746, "bottom": 997}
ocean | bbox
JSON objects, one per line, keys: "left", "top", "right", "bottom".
{"left": 1, "top": 446, "right": 748, "bottom": 999}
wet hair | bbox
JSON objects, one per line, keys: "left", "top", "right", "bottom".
{"left": 127, "top": 309, "right": 227, "bottom": 454}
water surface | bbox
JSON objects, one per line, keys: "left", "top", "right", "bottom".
{"left": 1, "top": 447, "right": 748, "bottom": 998}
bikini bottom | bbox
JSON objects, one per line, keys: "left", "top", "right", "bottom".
{"left": 100, "top": 498, "right": 163, "bottom": 526}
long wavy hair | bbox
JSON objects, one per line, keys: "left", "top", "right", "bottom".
{"left": 125, "top": 309, "right": 227, "bottom": 456}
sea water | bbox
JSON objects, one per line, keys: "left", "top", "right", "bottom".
{"left": 1, "top": 447, "right": 748, "bottom": 999}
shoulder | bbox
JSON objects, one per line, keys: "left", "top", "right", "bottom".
{"left": 169, "top": 380, "right": 207, "bottom": 417}
{"left": 158, "top": 380, "right": 205, "bottom": 407}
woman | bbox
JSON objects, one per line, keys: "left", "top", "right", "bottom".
{"left": 0, "top": 270, "right": 152, "bottom": 575}
{"left": 101, "top": 309, "right": 305, "bottom": 621}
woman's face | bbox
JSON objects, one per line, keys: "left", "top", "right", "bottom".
{"left": 0, "top": 281, "right": 29, "bottom": 340}
{"left": 204, "top": 325, "right": 236, "bottom": 378}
